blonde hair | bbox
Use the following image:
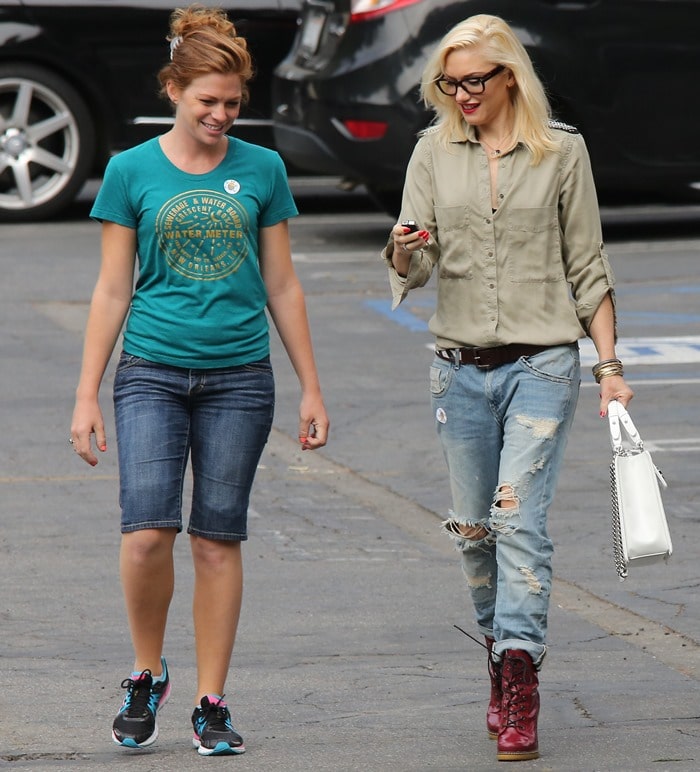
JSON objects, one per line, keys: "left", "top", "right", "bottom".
{"left": 420, "top": 14, "right": 556, "bottom": 164}
{"left": 158, "top": 4, "right": 254, "bottom": 103}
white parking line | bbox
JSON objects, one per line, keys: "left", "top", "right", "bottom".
{"left": 645, "top": 438, "right": 700, "bottom": 452}
{"left": 579, "top": 336, "right": 700, "bottom": 365}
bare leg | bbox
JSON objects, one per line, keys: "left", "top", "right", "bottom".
{"left": 190, "top": 536, "right": 243, "bottom": 702}
{"left": 120, "top": 528, "right": 178, "bottom": 676}
{"left": 452, "top": 485, "right": 517, "bottom": 538}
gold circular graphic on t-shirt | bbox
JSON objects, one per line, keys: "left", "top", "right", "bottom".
{"left": 156, "top": 190, "right": 250, "bottom": 280}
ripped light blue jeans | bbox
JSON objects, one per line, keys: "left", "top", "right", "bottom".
{"left": 430, "top": 344, "right": 580, "bottom": 666}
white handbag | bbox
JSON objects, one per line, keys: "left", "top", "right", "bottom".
{"left": 607, "top": 400, "right": 672, "bottom": 580}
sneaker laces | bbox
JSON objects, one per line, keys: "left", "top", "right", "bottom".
{"left": 120, "top": 671, "right": 154, "bottom": 718}
{"left": 200, "top": 695, "right": 233, "bottom": 732}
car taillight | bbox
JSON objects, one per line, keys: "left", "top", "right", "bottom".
{"left": 350, "top": 0, "right": 423, "bottom": 23}
{"left": 342, "top": 120, "right": 388, "bottom": 139}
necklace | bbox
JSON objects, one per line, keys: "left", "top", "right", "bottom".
{"left": 479, "top": 130, "right": 513, "bottom": 158}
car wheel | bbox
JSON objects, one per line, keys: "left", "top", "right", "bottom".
{"left": 0, "top": 64, "right": 96, "bottom": 222}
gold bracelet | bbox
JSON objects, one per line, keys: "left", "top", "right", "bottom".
{"left": 592, "top": 358, "right": 622, "bottom": 378}
{"left": 596, "top": 368, "right": 624, "bottom": 382}
{"left": 592, "top": 361, "right": 624, "bottom": 383}
{"left": 593, "top": 362, "right": 623, "bottom": 375}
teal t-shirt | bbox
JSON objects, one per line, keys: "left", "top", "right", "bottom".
{"left": 91, "top": 136, "right": 298, "bottom": 368}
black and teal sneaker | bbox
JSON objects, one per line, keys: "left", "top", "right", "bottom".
{"left": 112, "top": 657, "right": 171, "bottom": 748}
{"left": 191, "top": 695, "right": 245, "bottom": 756}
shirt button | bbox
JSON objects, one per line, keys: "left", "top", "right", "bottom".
{"left": 485, "top": 218, "right": 491, "bottom": 224}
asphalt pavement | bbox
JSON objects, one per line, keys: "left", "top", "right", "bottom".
{"left": 1, "top": 181, "right": 699, "bottom": 771}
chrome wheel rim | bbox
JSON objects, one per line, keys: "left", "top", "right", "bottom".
{"left": 0, "top": 76, "right": 81, "bottom": 212}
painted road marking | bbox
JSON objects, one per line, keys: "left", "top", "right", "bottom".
{"left": 578, "top": 336, "right": 700, "bottom": 365}
{"left": 364, "top": 300, "right": 700, "bottom": 366}
{"left": 644, "top": 439, "right": 700, "bottom": 453}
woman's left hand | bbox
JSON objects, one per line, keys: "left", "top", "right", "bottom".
{"left": 599, "top": 375, "right": 634, "bottom": 417}
{"left": 298, "top": 393, "right": 329, "bottom": 450}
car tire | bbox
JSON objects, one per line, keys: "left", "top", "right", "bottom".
{"left": 0, "top": 64, "right": 96, "bottom": 222}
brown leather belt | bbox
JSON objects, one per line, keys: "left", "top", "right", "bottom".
{"left": 436, "top": 343, "right": 550, "bottom": 369}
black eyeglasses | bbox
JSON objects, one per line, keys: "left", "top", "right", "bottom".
{"left": 435, "top": 65, "right": 505, "bottom": 97}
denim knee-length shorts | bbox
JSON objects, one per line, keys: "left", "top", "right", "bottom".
{"left": 113, "top": 352, "right": 275, "bottom": 540}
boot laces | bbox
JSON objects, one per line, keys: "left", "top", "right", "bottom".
{"left": 454, "top": 624, "right": 503, "bottom": 698}
{"left": 488, "top": 656, "right": 503, "bottom": 696}
{"left": 502, "top": 656, "right": 535, "bottom": 729}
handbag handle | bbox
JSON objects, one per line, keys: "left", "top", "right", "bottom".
{"left": 607, "top": 400, "right": 668, "bottom": 488}
{"left": 607, "top": 399, "right": 643, "bottom": 454}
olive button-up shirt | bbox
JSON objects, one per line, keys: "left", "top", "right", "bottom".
{"left": 382, "top": 124, "right": 615, "bottom": 350}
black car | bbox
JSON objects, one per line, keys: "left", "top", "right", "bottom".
{"left": 273, "top": 0, "right": 700, "bottom": 215}
{"left": 0, "top": 0, "right": 301, "bottom": 221}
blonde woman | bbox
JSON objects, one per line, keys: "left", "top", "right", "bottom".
{"left": 383, "top": 14, "right": 632, "bottom": 762}
{"left": 70, "top": 4, "right": 328, "bottom": 756}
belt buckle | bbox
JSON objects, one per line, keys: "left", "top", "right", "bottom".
{"left": 473, "top": 348, "right": 492, "bottom": 369}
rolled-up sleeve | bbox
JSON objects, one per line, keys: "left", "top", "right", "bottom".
{"left": 381, "top": 136, "right": 440, "bottom": 309}
{"left": 559, "top": 134, "right": 616, "bottom": 332}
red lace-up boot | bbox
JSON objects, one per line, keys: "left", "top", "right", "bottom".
{"left": 497, "top": 649, "right": 540, "bottom": 762}
{"left": 485, "top": 637, "right": 502, "bottom": 739}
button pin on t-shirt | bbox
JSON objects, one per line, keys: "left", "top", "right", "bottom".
{"left": 224, "top": 179, "right": 240, "bottom": 195}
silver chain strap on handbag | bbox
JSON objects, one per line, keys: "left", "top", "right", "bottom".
{"left": 609, "top": 460, "right": 627, "bottom": 579}
{"left": 609, "top": 400, "right": 643, "bottom": 579}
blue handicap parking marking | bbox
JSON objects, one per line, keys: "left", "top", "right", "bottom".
{"left": 364, "top": 299, "right": 429, "bottom": 333}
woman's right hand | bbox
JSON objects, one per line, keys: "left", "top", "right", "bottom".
{"left": 391, "top": 222, "right": 430, "bottom": 255}
{"left": 391, "top": 223, "right": 430, "bottom": 277}
{"left": 70, "top": 397, "right": 107, "bottom": 467}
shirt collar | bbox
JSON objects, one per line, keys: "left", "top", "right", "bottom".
{"left": 449, "top": 123, "right": 523, "bottom": 155}
{"left": 448, "top": 123, "right": 478, "bottom": 145}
